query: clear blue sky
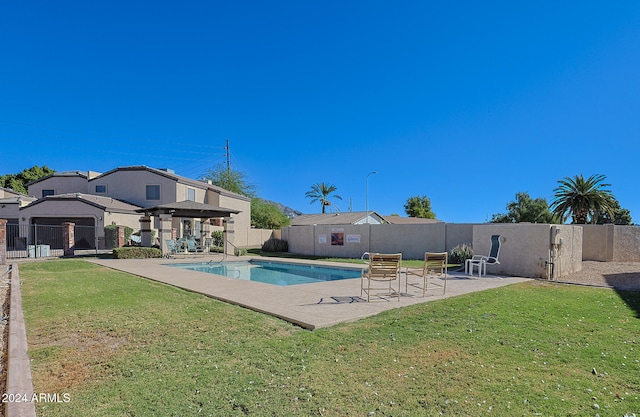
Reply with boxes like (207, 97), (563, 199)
(2, 1), (640, 223)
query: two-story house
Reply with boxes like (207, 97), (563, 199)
(9, 166), (250, 254)
(87, 166), (251, 244)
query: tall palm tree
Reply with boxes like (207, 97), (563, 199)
(550, 174), (616, 224)
(305, 182), (342, 214)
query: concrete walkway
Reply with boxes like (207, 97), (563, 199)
(88, 256), (530, 329)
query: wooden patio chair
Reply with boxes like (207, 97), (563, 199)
(405, 252), (448, 296)
(361, 253), (402, 301)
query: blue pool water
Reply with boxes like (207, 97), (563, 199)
(166, 260), (362, 286)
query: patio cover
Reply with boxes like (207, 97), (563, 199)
(136, 200), (240, 218)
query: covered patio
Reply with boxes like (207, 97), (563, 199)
(136, 200), (240, 257)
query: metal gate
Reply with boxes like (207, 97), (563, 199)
(6, 224), (64, 258)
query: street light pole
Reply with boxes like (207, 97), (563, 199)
(366, 171), (377, 224)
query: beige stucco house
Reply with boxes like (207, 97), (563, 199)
(0, 187), (36, 225)
(26, 170), (101, 198)
(87, 166), (251, 245)
(9, 165), (251, 252)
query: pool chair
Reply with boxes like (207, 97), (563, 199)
(361, 253), (402, 302)
(405, 252), (448, 297)
(164, 240), (180, 258)
(465, 235), (502, 277)
(186, 238), (204, 254)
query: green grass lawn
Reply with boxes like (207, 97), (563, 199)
(20, 259), (640, 416)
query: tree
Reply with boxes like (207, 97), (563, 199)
(0, 165), (55, 194)
(251, 198), (290, 229)
(404, 195), (436, 219)
(203, 164), (256, 198)
(305, 182), (342, 213)
(596, 199), (633, 225)
(550, 174), (616, 224)
(491, 192), (558, 223)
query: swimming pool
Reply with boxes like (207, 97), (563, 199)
(166, 260), (362, 286)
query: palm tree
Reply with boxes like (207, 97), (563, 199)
(549, 174), (616, 224)
(305, 182), (342, 214)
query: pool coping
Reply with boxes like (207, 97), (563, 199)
(88, 255), (530, 329)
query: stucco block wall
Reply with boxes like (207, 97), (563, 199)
(472, 224), (582, 278)
(244, 229), (276, 247)
(612, 226), (640, 261)
(581, 225), (613, 261)
(282, 226), (316, 256)
(581, 225), (640, 262)
(283, 223), (448, 260)
(284, 222), (583, 278)
(370, 223), (446, 259)
(445, 223), (475, 252)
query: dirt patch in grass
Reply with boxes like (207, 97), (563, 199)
(30, 331), (129, 393)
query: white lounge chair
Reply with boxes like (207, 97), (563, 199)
(465, 235), (502, 277)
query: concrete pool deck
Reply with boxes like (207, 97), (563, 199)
(88, 255), (531, 330)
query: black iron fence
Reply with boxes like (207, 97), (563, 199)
(5, 224), (103, 259)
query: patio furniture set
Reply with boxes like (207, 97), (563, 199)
(360, 235), (502, 302)
(165, 237), (212, 257)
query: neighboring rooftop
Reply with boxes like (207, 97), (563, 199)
(25, 170), (101, 186)
(290, 211), (385, 226)
(21, 193), (142, 213)
(381, 215), (442, 224)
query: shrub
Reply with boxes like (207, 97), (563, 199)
(448, 242), (473, 264)
(104, 225), (134, 249)
(234, 248), (248, 256)
(211, 230), (224, 247)
(113, 247), (162, 259)
(261, 238), (289, 253)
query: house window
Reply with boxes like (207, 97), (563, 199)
(187, 188), (196, 201)
(146, 185), (160, 200)
(42, 189), (55, 198)
(95, 185), (107, 193)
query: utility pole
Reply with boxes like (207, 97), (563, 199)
(225, 139), (231, 172)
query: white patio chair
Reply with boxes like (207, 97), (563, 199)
(465, 235), (502, 277)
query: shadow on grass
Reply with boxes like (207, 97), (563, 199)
(604, 272), (640, 318)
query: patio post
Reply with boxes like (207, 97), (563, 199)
(139, 216), (152, 247)
(224, 216), (235, 256)
(116, 225), (126, 248)
(62, 222), (75, 257)
(200, 218), (211, 252)
(158, 214), (173, 256)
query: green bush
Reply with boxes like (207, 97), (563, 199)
(261, 238), (289, 252)
(112, 247), (162, 259)
(211, 230), (224, 247)
(448, 242), (473, 264)
(234, 247), (248, 256)
(104, 225), (134, 249)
